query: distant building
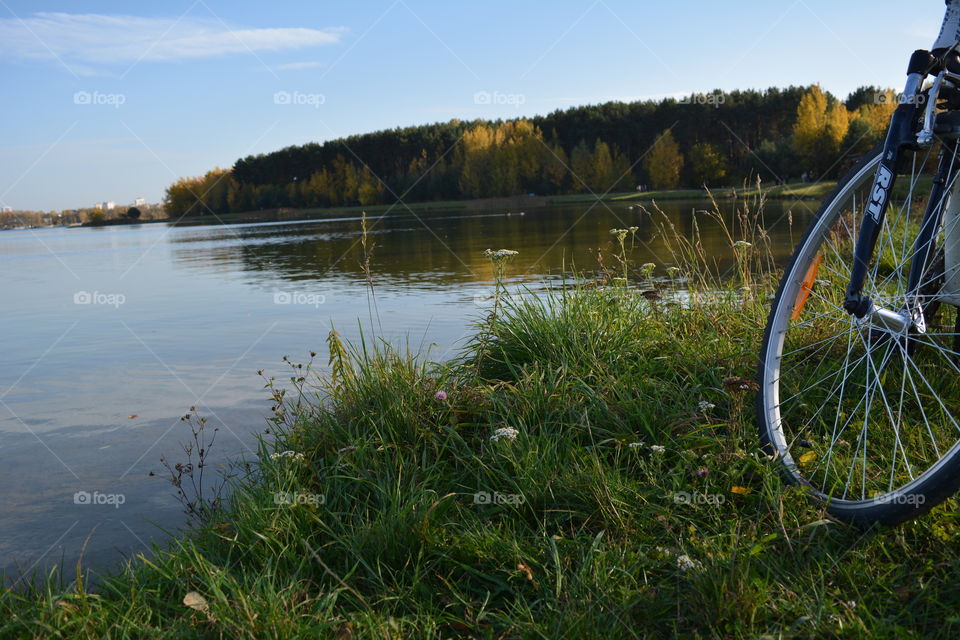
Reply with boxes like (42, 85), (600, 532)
(133, 198), (146, 207)
(1, 206), (12, 213)
(104, 201), (115, 211)
(94, 203), (103, 210)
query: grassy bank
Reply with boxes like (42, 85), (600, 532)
(166, 182), (832, 227)
(612, 181), (837, 203)
(167, 192), (639, 226)
(5, 203), (960, 639)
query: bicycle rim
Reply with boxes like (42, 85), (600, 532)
(759, 143), (960, 521)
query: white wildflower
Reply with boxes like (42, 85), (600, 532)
(490, 427), (519, 442)
(270, 450), (306, 462)
(676, 554), (699, 571)
(650, 445), (666, 454)
(483, 249), (519, 261)
(628, 442), (643, 449)
(697, 401), (715, 412)
(732, 241), (752, 250)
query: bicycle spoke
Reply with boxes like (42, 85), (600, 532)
(765, 143), (960, 510)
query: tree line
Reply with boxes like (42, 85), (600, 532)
(0, 204), (164, 229)
(164, 84), (897, 217)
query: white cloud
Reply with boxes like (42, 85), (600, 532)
(0, 12), (345, 70)
(271, 61), (326, 71)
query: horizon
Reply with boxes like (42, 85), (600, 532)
(1, 0), (946, 211)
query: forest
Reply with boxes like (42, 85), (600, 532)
(163, 84), (897, 218)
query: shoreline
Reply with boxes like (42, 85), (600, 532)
(5, 181), (836, 231)
(167, 181), (836, 226)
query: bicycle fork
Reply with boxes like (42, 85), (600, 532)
(842, 51), (958, 334)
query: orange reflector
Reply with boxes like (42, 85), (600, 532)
(791, 254), (822, 321)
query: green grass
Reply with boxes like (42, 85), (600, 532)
(612, 181), (838, 204)
(5, 199), (960, 638)
(170, 184), (825, 227)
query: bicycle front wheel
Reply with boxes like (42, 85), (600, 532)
(758, 143), (960, 525)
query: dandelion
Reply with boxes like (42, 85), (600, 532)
(270, 450), (306, 462)
(676, 554), (699, 572)
(435, 390), (448, 401)
(697, 401), (715, 412)
(490, 427), (519, 442)
(650, 445), (665, 454)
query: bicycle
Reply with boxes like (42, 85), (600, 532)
(757, 0), (960, 525)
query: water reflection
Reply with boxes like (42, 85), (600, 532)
(167, 200), (809, 288)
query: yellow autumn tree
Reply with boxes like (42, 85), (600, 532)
(357, 167), (383, 205)
(458, 124), (496, 198)
(859, 89), (897, 138)
(793, 85), (852, 174)
(590, 140), (615, 191)
(643, 130), (684, 190)
(457, 120), (545, 197)
(793, 85), (829, 163)
(164, 168), (232, 217)
(825, 101), (850, 151)
(688, 142), (727, 187)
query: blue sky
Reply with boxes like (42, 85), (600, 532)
(0, 0), (948, 211)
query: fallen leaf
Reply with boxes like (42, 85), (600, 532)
(731, 486), (753, 495)
(128, 414), (138, 419)
(517, 561), (534, 581)
(183, 591), (209, 613)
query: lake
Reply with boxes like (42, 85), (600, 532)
(0, 197), (811, 582)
